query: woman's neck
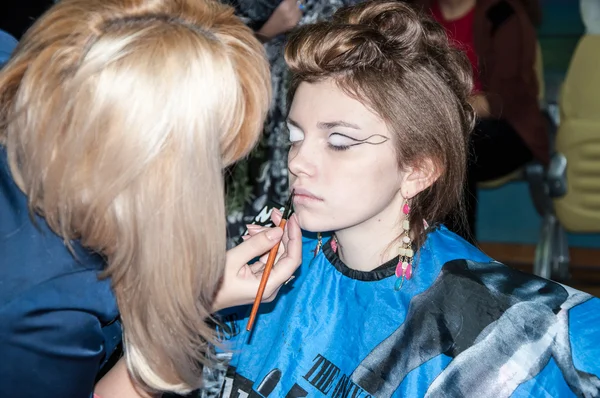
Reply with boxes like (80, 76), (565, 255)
(437, 0), (476, 20)
(333, 196), (405, 272)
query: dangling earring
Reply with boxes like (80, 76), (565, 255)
(394, 200), (414, 291)
(314, 232), (338, 257)
(314, 232), (323, 257)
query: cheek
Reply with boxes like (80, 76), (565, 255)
(292, 167), (362, 232)
(321, 162), (382, 217)
(327, 156), (400, 214)
(329, 174), (366, 205)
(292, 151), (401, 232)
(328, 158), (394, 200)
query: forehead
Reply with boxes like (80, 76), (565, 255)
(289, 79), (386, 129)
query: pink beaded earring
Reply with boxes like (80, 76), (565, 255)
(394, 200), (414, 291)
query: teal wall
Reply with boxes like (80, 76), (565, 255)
(478, 182), (600, 248)
(538, 0), (585, 75)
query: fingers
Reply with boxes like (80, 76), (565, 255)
(263, 214), (302, 295)
(246, 208), (282, 233)
(235, 210), (301, 303)
(271, 208), (291, 246)
(246, 224), (265, 236)
(290, 213), (301, 241)
(228, 227), (283, 267)
(249, 260), (265, 275)
(245, 228), (285, 265)
(255, 239), (285, 271)
(270, 208), (283, 225)
(219, 220), (296, 311)
(245, 213), (301, 283)
(246, 207), (289, 259)
(278, 211), (297, 258)
(262, 286), (281, 303)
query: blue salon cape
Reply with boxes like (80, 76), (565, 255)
(215, 228), (600, 398)
(0, 29), (17, 67)
(0, 148), (121, 398)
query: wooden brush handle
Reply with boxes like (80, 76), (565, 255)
(246, 219), (287, 332)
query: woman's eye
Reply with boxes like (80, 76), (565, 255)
(288, 126), (304, 143)
(328, 133), (354, 151)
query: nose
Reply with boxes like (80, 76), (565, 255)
(288, 140), (315, 180)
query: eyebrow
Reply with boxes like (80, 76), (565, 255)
(317, 120), (361, 130)
(286, 118), (361, 130)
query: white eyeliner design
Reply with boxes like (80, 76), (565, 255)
(288, 124), (304, 143)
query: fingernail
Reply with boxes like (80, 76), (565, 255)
(266, 228), (283, 241)
(246, 224), (260, 230)
(241, 235), (250, 241)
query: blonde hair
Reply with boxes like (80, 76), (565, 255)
(0, 0), (270, 393)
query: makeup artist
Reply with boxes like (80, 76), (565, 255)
(0, 0), (301, 397)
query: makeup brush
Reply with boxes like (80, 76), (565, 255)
(246, 190), (295, 332)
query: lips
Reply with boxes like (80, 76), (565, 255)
(292, 187), (323, 202)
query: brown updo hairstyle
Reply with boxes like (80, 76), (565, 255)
(285, 0), (475, 247)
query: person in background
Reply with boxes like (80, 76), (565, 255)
(412, 0), (546, 241)
(224, 0), (361, 246)
(0, 0), (301, 396)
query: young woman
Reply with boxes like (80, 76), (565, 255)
(0, 0), (302, 396)
(214, 1), (600, 397)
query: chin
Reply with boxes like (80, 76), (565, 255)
(295, 210), (330, 233)
(294, 209), (346, 234)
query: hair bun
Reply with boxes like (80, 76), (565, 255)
(287, 0), (474, 101)
(334, 1), (436, 61)
(342, 1), (473, 104)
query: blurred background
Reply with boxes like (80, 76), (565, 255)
(477, 0), (600, 296)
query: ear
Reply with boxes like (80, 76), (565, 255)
(400, 157), (441, 199)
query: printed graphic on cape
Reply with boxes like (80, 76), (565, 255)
(219, 358), (374, 397)
(217, 260), (600, 398)
(351, 260), (600, 397)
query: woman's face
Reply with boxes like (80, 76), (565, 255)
(287, 79), (406, 233)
